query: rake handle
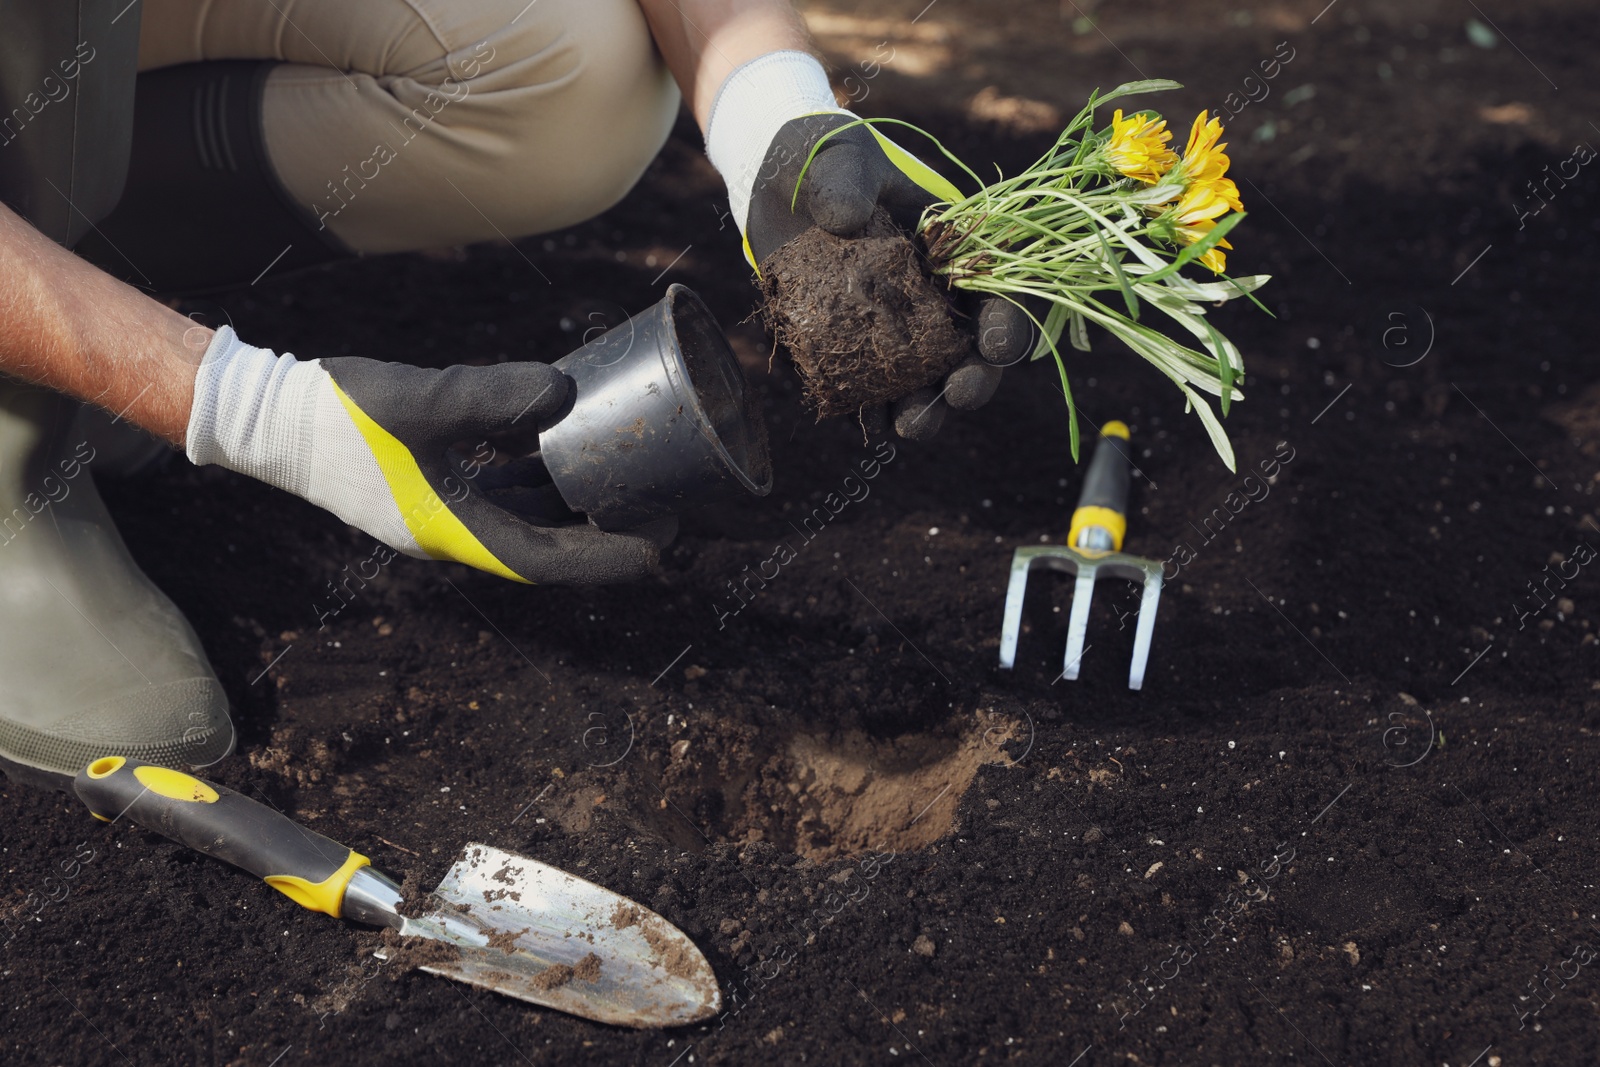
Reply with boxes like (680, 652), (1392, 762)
(1068, 421), (1133, 552)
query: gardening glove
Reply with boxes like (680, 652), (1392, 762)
(185, 327), (673, 585)
(705, 51), (1037, 441)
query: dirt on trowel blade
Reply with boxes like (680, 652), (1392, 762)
(639, 916), (700, 980)
(484, 926), (531, 953)
(376, 927), (463, 973)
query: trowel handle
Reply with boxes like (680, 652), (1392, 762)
(1067, 421), (1133, 552)
(74, 756), (371, 919)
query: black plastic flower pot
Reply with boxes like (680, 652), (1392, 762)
(537, 284), (772, 531)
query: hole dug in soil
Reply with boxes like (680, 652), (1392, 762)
(638, 708), (1024, 862)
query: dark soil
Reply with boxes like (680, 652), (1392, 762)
(6, 1), (1600, 1065)
(759, 208), (971, 417)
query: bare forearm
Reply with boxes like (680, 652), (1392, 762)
(0, 204), (206, 445)
(636, 0), (820, 133)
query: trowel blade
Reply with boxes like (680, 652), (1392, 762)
(400, 843), (720, 1028)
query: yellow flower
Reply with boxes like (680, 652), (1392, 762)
(1178, 110), (1243, 213)
(1104, 108), (1178, 185)
(1143, 111), (1248, 272)
(1168, 184), (1235, 273)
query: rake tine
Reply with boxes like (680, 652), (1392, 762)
(999, 553), (1033, 669)
(1128, 572), (1163, 690)
(1063, 565), (1097, 680)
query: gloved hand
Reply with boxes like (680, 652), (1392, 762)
(706, 52), (1036, 440)
(185, 327), (673, 584)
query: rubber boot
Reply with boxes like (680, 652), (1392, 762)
(0, 381), (235, 791)
(73, 61), (350, 296)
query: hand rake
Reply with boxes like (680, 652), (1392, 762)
(999, 422), (1163, 689)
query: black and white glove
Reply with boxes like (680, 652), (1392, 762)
(185, 328), (673, 584)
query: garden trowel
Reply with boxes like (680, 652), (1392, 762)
(999, 421), (1164, 689)
(74, 757), (720, 1028)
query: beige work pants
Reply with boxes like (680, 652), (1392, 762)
(138, 0), (681, 253)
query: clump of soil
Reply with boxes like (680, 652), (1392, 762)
(395, 867), (432, 919)
(572, 952), (603, 983)
(641, 921), (700, 980)
(758, 208), (970, 418)
(531, 963), (575, 991)
(484, 925), (531, 953)
(610, 902), (641, 930)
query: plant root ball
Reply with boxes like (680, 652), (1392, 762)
(757, 209), (972, 419)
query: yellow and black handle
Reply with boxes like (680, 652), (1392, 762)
(1066, 422), (1133, 553)
(73, 756), (371, 919)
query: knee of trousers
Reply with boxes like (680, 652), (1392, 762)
(271, 0), (682, 255)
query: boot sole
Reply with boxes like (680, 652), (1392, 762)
(0, 730), (237, 794)
(0, 686), (237, 794)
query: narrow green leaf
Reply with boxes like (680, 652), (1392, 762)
(1096, 229), (1140, 321)
(1144, 272), (1269, 303)
(1069, 308), (1091, 352)
(1093, 79), (1185, 108)
(1200, 316), (1235, 415)
(792, 117), (985, 213)
(1031, 302), (1071, 361)
(1175, 383), (1236, 471)
(1027, 304), (1081, 461)
(1051, 345), (1081, 462)
(1220, 272), (1277, 316)
(1137, 211), (1248, 285)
